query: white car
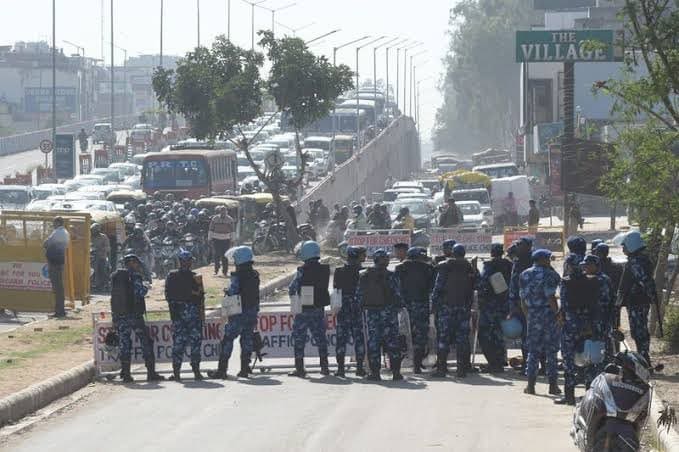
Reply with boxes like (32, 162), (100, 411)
(392, 181), (424, 192)
(455, 200), (490, 232)
(109, 162), (140, 177)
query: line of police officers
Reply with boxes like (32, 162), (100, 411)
(108, 230), (657, 397)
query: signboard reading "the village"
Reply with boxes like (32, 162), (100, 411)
(516, 30), (623, 63)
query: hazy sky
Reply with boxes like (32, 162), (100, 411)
(1, 0), (455, 141)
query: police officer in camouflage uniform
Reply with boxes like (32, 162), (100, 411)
(395, 247), (434, 374)
(357, 249), (404, 381)
(477, 244), (513, 373)
(288, 241), (330, 378)
(594, 243), (624, 351)
(519, 249), (561, 396)
(563, 235), (587, 277)
(434, 239), (456, 264)
(110, 254), (164, 383)
(165, 250), (205, 381)
(333, 246), (367, 377)
(209, 246), (260, 380)
(617, 231), (656, 366)
(431, 244), (477, 378)
(507, 237), (533, 368)
(554, 254), (611, 405)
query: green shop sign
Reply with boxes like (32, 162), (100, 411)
(516, 30), (623, 63)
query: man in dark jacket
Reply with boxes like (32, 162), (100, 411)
(110, 254), (164, 383)
(438, 198), (463, 227)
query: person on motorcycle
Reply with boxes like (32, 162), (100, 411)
(124, 225), (152, 272)
(350, 205), (369, 230)
(208, 206), (234, 276)
(181, 198), (191, 210)
(438, 198), (463, 227)
(135, 205), (147, 225)
(367, 203), (387, 229)
(165, 221), (182, 242)
(165, 250), (205, 381)
(148, 215), (166, 239)
(288, 241), (331, 377)
(240, 182), (255, 195)
(152, 191), (162, 202)
(77, 128), (88, 152)
(90, 223), (111, 292)
(333, 245), (367, 377)
(316, 200), (330, 231)
(394, 207), (415, 231)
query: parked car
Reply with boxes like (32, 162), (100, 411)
(455, 200), (490, 232)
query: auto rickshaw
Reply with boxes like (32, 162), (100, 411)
(107, 190), (148, 210)
(195, 196), (242, 244)
(237, 193), (292, 243)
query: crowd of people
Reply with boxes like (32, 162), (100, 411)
(102, 223), (657, 397)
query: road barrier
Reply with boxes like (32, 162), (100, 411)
(428, 228), (493, 256)
(503, 226), (565, 253)
(0, 211), (91, 312)
(344, 229), (412, 256)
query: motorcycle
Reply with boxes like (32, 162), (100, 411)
(181, 233), (204, 265)
(157, 237), (179, 279)
(252, 220), (289, 255)
(571, 337), (659, 452)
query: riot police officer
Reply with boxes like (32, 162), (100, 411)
(434, 239), (456, 264)
(507, 237), (533, 368)
(393, 242), (409, 262)
(209, 246), (260, 380)
(288, 241), (330, 377)
(431, 244), (477, 378)
(477, 244), (513, 373)
(519, 249), (561, 396)
(564, 235), (587, 277)
(357, 249), (404, 381)
(333, 246), (367, 377)
(110, 254), (164, 383)
(395, 247), (434, 374)
(594, 243), (624, 348)
(165, 250), (205, 381)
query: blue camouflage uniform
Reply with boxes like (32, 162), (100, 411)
(394, 258), (434, 357)
(508, 251), (532, 361)
(165, 269), (204, 368)
(220, 265), (260, 363)
(618, 252), (656, 362)
(114, 270), (155, 363)
(519, 264), (561, 380)
(594, 271), (614, 367)
(289, 260), (330, 360)
(478, 257), (513, 369)
(356, 267), (403, 371)
(333, 263), (366, 360)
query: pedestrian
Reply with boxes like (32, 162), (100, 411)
(288, 241), (330, 377)
(208, 206), (235, 276)
(431, 244), (477, 378)
(393, 242), (409, 262)
(477, 244), (513, 373)
(563, 235), (587, 277)
(90, 223), (111, 292)
(519, 249), (561, 396)
(44, 216), (70, 318)
(395, 247), (434, 374)
(357, 249), (404, 381)
(209, 246), (260, 380)
(165, 250), (205, 381)
(438, 198), (463, 227)
(617, 231), (656, 367)
(507, 237), (533, 368)
(528, 199), (540, 228)
(333, 246), (367, 377)
(110, 254), (164, 383)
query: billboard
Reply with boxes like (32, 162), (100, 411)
(24, 87), (77, 113)
(516, 30), (623, 63)
(54, 134), (75, 179)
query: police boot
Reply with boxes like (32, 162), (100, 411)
(524, 377), (536, 395)
(367, 365), (381, 381)
(320, 355), (330, 376)
(355, 359), (366, 377)
(456, 349), (469, 378)
(120, 361), (134, 383)
(554, 386), (575, 405)
(146, 359), (165, 382)
(288, 358), (306, 378)
(169, 363), (182, 382)
(391, 358), (404, 381)
(548, 378), (561, 395)
(335, 354), (346, 377)
(191, 363), (204, 380)
(237, 357), (250, 378)
(207, 357), (228, 380)
(431, 352), (448, 378)
(413, 351), (423, 375)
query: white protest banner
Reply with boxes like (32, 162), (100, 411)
(0, 262), (52, 291)
(346, 230), (411, 256)
(429, 228), (492, 255)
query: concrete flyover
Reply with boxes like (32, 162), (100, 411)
(298, 116), (420, 214)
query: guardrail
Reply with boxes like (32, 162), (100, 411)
(0, 115), (137, 157)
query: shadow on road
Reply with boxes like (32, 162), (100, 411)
(237, 376), (283, 386)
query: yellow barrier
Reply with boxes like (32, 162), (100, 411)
(0, 211), (91, 312)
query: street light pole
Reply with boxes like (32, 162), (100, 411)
(160, 0), (164, 66)
(227, 0), (231, 40)
(305, 29), (340, 45)
(386, 38), (407, 119)
(409, 50), (427, 117)
(373, 37), (399, 126)
(110, 0), (115, 151)
(258, 3), (296, 36)
(275, 21), (315, 37)
(243, 0), (268, 50)
(403, 42), (423, 117)
(356, 36), (385, 146)
(51, 0), (56, 170)
(197, 0), (201, 47)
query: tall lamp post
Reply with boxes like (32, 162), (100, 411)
(395, 40), (414, 115)
(403, 42), (423, 117)
(275, 21), (315, 37)
(197, 0), (201, 47)
(51, 0), (56, 170)
(356, 36), (385, 146)
(242, 0), (268, 50)
(63, 40), (86, 121)
(372, 38), (399, 126)
(110, 0), (115, 152)
(305, 29), (340, 45)
(409, 50), (427, 117)
(159, 0), (164, 66)
(386, 38), (407, 119)
(258, 2), (296, 36)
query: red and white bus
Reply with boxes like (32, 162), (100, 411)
(141, 149), (238, 198)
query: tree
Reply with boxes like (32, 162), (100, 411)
(595, 0), (679, 335)
(433, 0), (539, 155)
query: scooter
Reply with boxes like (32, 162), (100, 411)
(571, 335), (659, 452)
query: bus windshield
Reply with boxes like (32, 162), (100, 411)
(143, 159), (208, 189)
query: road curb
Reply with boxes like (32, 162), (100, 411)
(651, 391), (679, 452)
(0, 360), (95, 427)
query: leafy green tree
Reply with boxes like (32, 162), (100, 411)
(596, 0), (679, 334)
(434, 0), (538, 155)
